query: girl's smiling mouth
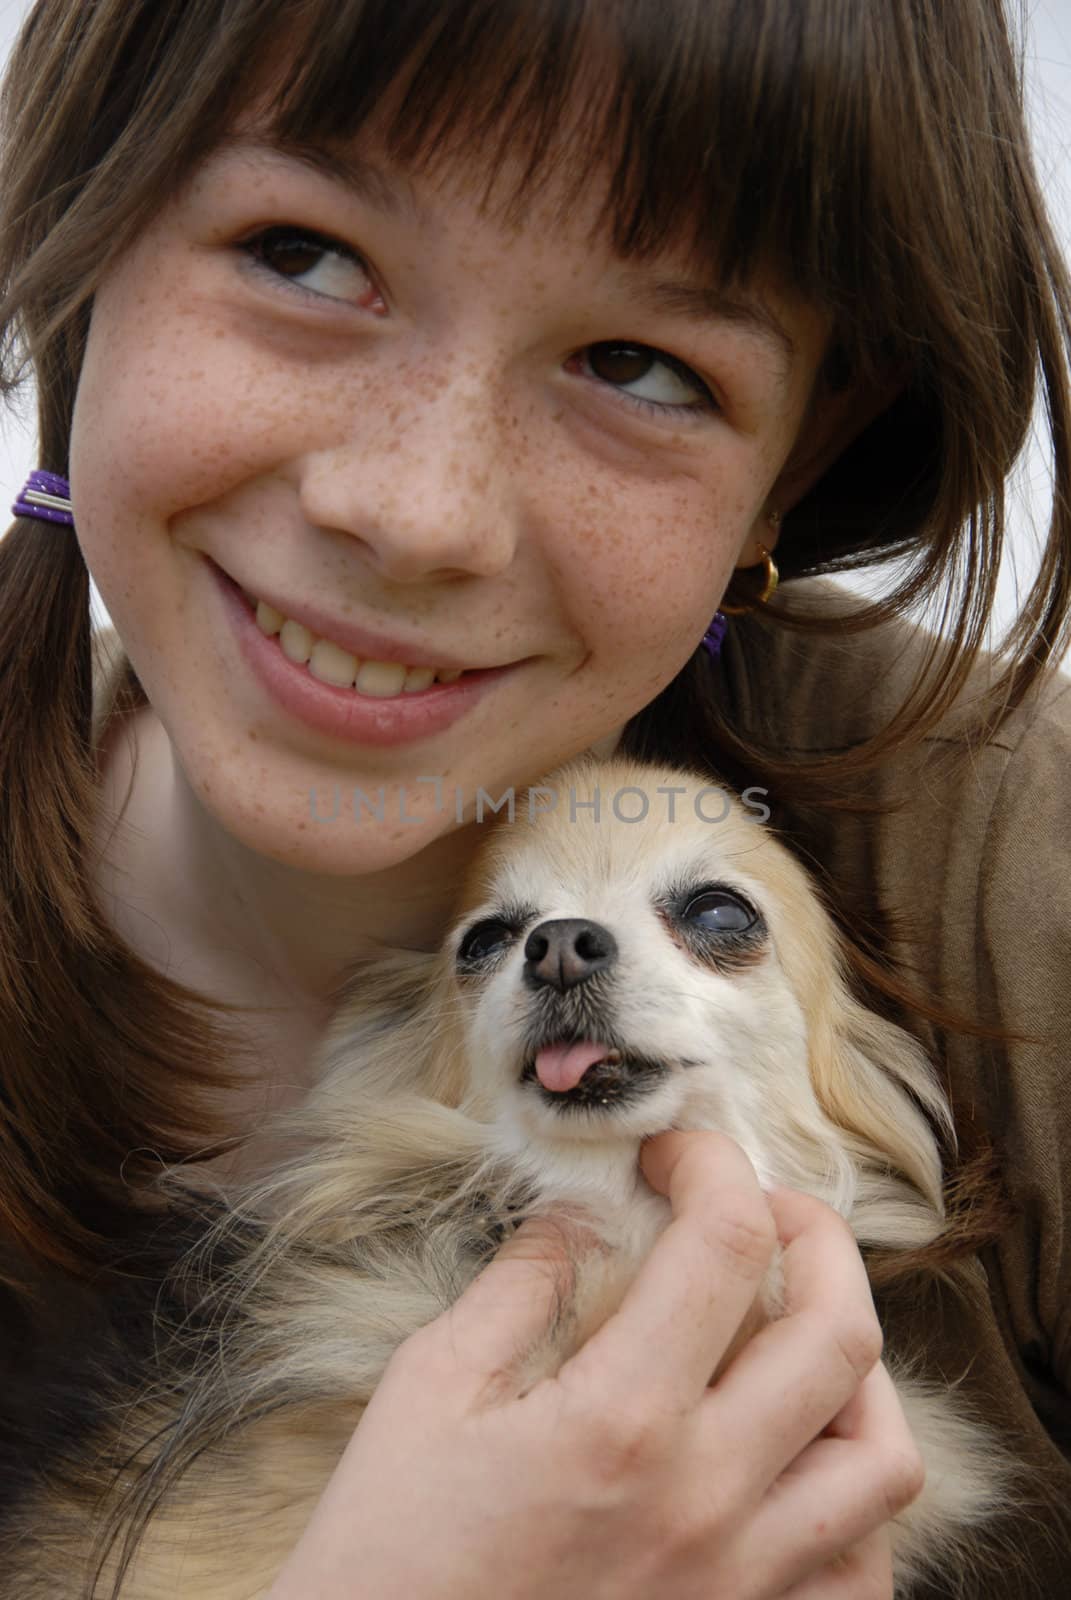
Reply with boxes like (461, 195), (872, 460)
(224, 561), (485, 675)
(209, 558), (521, 748)
(251, 599), (467, 695)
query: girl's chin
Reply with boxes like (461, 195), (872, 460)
(219, 800), (469, 877)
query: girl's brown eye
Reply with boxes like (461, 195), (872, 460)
(240, 225), (379, 308)
(589, 346), (657, 385)
(580, 341), (715, 412)
(257, 230), (333, 277)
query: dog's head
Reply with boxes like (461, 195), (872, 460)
(441, 756), (948, 1226)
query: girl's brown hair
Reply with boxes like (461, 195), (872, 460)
(0, 0), (1067, 1279)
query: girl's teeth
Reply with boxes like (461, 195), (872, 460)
(402, 666), (436, 693)
(355, 660), (408, 698)
(256, 600), (284, 635)
(252, 596), (463, 695)
(309, 637), (360, 689)
(279, 619), (315, 666)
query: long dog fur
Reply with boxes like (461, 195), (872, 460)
(5, 757), (1018, 1598)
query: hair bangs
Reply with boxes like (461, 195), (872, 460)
(250, 0), (900, 349)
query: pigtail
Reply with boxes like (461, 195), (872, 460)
(0, 514), (261, 1285)
(0, 0), (284, 1286)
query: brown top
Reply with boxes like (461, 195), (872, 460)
(89, 582), (1071, 1594)
(718, 585), (1071, 1595)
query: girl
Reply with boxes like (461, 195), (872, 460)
(0, 1), (1068, 1597)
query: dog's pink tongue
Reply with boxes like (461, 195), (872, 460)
(535, 1041), (610, 1093)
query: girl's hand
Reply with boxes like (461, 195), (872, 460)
(267, 1130), (923, 1599)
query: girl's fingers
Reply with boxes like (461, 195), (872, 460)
(779, 1525), (895, 1600)
(396, 1213), (592, 1410)
(734, 1362), (923, 1590)
(700, 1187), (886, 1489)
(558, 1130), (776, 1413)
(767, 1185), (880, 1341)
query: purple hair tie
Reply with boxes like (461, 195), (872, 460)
(13, 469), (74, 527)
(700, 611), (727, 658)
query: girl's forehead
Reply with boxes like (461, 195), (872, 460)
(228, 73), (634, 242)
(222, 108), (646, 257)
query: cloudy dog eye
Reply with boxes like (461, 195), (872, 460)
(457, 918), (517, 965)
(682, 889), (758, 934)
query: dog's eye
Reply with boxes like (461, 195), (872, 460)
(457, 918), (516, 965)
(682, 889), (757, 934)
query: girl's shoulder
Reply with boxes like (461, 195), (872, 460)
(722, 575), (1071, 914)
(733, 581), (1071, 1577)
(723, 580), (1071, 1051)
(722, 573), (1071, 767)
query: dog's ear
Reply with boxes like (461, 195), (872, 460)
(754, 841), (952, 1248)
(807, 972), (952, 1250)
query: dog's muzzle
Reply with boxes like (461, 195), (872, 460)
(518, 918), (668, 1109)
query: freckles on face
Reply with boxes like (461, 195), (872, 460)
(528, 430), (762, 718)
(69, 242), (241, 631)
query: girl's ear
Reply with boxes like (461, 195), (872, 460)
(770, 364), (908, 522)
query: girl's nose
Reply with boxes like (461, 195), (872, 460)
(295, 368), (521, 583)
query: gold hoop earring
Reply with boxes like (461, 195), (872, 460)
(754, 542), (779, 603)
(719, 541), (780, 616)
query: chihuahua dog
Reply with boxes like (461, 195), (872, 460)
(8, 758), (1011, 1598)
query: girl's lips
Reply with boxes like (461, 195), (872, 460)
(209, 559), (516, 749)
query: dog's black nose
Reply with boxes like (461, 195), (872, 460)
(523, 919), (618, 992)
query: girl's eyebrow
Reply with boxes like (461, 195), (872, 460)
(213, 132), (795, 378)
(631, 281), (796, 382)
(214, 131), (428, 223)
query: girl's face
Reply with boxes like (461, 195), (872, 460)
(70, 121), (836, 878)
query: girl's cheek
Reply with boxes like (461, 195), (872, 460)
(74, 346), (285, 522)
(539, 464), (742, 646)
(70, 235), (295, 518)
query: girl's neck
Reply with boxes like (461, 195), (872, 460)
(89, 697), (479, 1029)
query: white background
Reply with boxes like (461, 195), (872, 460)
(0, 0), (1068, 647)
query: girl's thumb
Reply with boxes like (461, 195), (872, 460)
(425, 1213), (587, 1408)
